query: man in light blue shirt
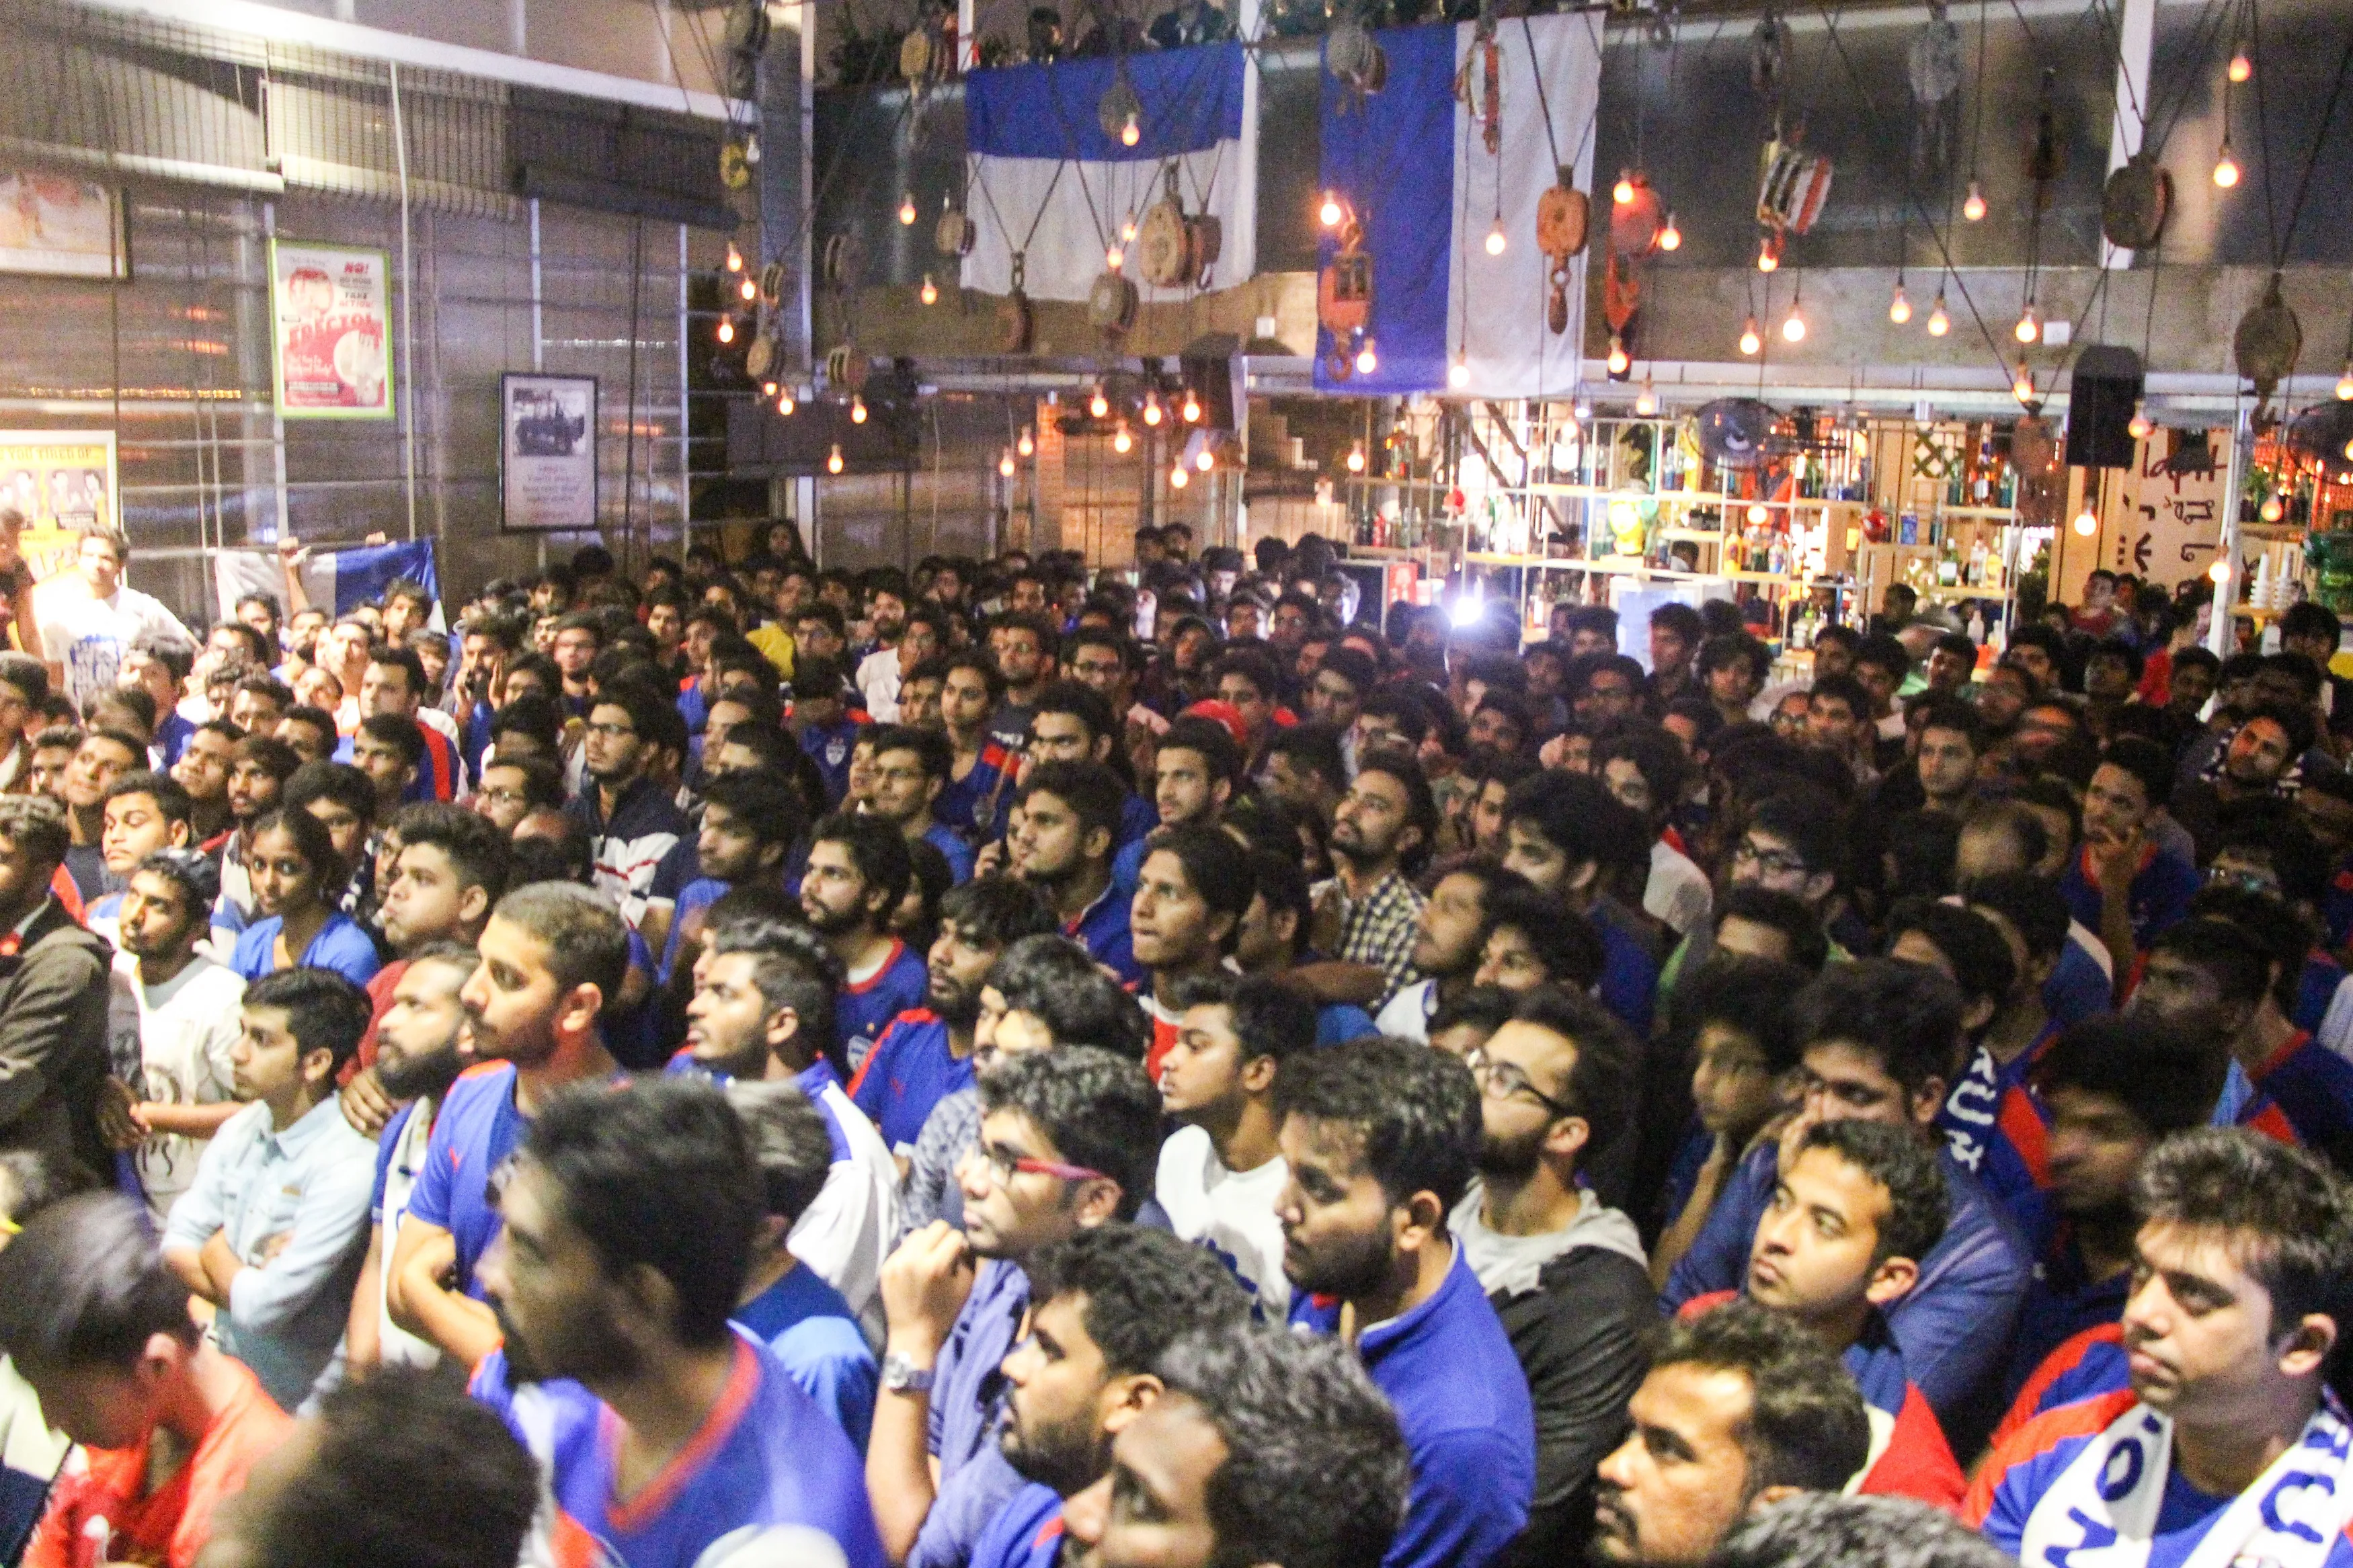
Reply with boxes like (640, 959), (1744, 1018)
(161, 964), (377, 1411)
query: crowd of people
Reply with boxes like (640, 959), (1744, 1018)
(0, 516), (2351, 1568)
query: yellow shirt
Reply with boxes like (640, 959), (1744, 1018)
(748, 622), (795, 682)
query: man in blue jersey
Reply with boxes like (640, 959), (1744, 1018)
(969, 1227), (1252, 1568)
(474, 1077), (886, 1568)
(1008, 761), (1142, 986)
(679, 915), (898, 1331)
(1276, 1037), (1536, 1568)
(1663, 958), (2032, 1418)
(388, 881), (628, 1369)
(868, 1048), (1162, 1568)
(1968, 1130), (2353, 1568)
(850, 876), (1058, 1161)
(729, 1079), (881, 1450)
(804, 813), (930, 1067)
(1058, 1328), (1410, 1568)
(867, 725), (977, 885)
(656, 768), (803, 987)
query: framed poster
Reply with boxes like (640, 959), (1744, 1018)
(500, 373), (598, 532)
(0, 173), (126, 278)
(269, 239), (393, 419)
(0, 431), (118, 567)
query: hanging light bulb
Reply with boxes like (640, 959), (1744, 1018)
(1088, 385), (1110, 419)
(1017, 426), (1035, 458)
(762, 380), (779, 397)
(1658, 213), (1683, 251)
(777, 388), (796, 415)
(1757, 237), (1779, 273)
(1142, 394), (1162, 426)
(848, 395), (869, 424)
(1484, 220), (1507, 257)
(2015, 302), (2041, 343)
(1782, 300), (1806, 343)
(1573, 390), (1594, 422)
(1195, 447), (1215, 472)
(1607, 335), (1630, 376)
(2344, 436), (2353, 461)
(1000, 448), (1017, 479)
(2210, 559), (2232, 585)
(1120, 112), (1140, 147)
(1318, 192), (1343, 228)
(2214, 142), (2241, 188)
(1889, 283), (1913, 325)
(1635, 377), (1659, 417)
(827, 443), (844, 474)
(920, 274), (939, 306)
(2072, 503), (2099, 536)
(898, 192), (918, 225)
(2229, 49), (2252, 83)
(1113, 423), (1133, 454)
(716, 317), (736, 344)
(2128, 401), (2153, 440)
(1346, 442), (1366, 473)
(725, 242), (744, 272)
(2337, 364), (2353, 401)
(2261, 492), (2285, 523)
(1739, 317), (1763, 356)
(1747, 502), (1770, 525)
(1170, 462), (1189, 489)
(1963, 181), (1987, 221)
(2013, 364), (2037, 405)
(1121, 212), (1138, 243)
(1613, 170), (1636, 205)
(1926, 292), (1951, 337)
(739, 275), (758, 302)
(1355, 339), (1378, 375)
(1106, 243), (1125, 270)
(1181, 390), (1201, 423)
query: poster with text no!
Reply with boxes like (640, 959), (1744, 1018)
(270, 239), (393, 420)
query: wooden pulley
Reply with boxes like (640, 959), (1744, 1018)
(822, 232), (865, 290)
(1136, 196), (1191, 288)
(2235, 275), (2303, 418)
(1547, 263), (1570, 335)
(745, 331), (776, 380)
(1536, 168), (1589, 259)
(1187, 214), (1222, 284)
(758, 261), (788, 307)
(2101, 153), (2171, 251)
(1326, 19), (1387, 99)
(1088, 270), (1139, 333)
(936, 207), (977, 257)
(826, 343), (871, 393)
(719, 140), (752, 190)
(1757, 139), (1832, 235)
(996, 253), (1035, 353)
(900, 28), (936, 82)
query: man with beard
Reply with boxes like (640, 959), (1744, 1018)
(1451, 987), (1653, 1567)
(1008, 761), (1142, 984)
(1989, 1018), (2222, 1435)
(565, 680), (691, 932)
(987, 613), (1059, 755)
(805, 812), (930, 1067)
(850, 877), (1058, 1161)
(1128, 824), (1254, 1077)
(96, 848), (244, 1225)
(387, 882), (627, 1368)
(1155, 972), (1316, 1318)
(343, 943), (476, 1374)
(657, 768), (805, 987)
(675, 916), (898, 1333)
(870, 1048), (1160, 1568)
(211, 733), (301, 932)
(2061, 740), (2200, 984)
(1149, 716), (1242, 837)
(1968, 1131), (2353, 1568)
(1317, 751), (1438, 1011)
(1589, 1303), (1870, 1568)
(473, 1078), (886, 1568)
(1278, 1037), (1536, 1568)
(969, 1227), (1253, 1568)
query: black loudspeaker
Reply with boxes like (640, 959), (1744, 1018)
(1180, 354), (1240, 433)
(2065, 345), (2145, 469)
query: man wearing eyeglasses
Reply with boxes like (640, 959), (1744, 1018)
(863, 724), (975, 886)
(564, 680), (692, 931)
(1450, 987), (1652, 1568)
(867, 1048), (1161, 1568)
(1661, 959), (2031, 1421)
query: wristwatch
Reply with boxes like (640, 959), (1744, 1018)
(881, 1354), (937, 1395)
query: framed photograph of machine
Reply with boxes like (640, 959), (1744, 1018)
(500, 372), (599, 532)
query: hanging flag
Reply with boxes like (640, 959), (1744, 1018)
(1316, 13), (1602, 398)
(963, 41), (1254, 305)
(212, 538), (441, 625)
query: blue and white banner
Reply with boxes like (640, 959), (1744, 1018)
(963, 41), (1256, 304)
(212, 538), (440, 624)
(1316, 13), (1601, 398)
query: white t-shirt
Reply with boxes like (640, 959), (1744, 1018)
(1644, 839), (1714, 938)
(374, 1095), (444, 1370)
(1375, 979), (1439, 1044)
(856, 647), (904, 723)
(120, 952), (247, 1221)
(793, 1073), (904, 1344)
(37, 583), (194, 714)
(1155, 1124), (1291, 1319)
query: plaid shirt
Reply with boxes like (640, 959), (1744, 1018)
(1327, 868), (1426, 1007)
